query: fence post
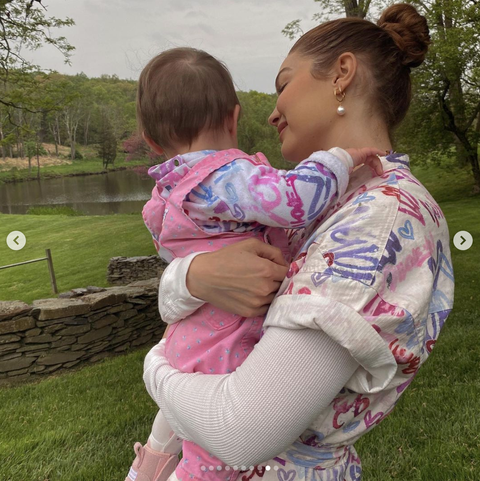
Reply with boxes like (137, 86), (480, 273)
(45, 249), (58, 294)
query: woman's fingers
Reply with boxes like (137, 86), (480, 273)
(248, 239), (290, 268)
(232, 291), (279, 317)
(186, 239), (289, 316)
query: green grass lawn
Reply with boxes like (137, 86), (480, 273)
(0, 163), (479, 480)
(0, 214), (156, 304)
(0, 347), (156, 481)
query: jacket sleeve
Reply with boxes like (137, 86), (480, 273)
(184, 149), (351, 230)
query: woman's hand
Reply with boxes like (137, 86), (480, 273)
(186, 239), (289, 317)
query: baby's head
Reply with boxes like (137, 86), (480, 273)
(137, 47), (240, 157)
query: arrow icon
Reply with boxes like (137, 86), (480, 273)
(6, 231), (26, 250)
(454, 231), (473, 251)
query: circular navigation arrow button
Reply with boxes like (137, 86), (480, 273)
(453, 231), (473, 251)
(6, 231), (27, 251)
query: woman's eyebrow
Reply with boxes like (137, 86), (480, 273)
(275, 67), (292, 93)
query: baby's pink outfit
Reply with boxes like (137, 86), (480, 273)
(142, 148), (349, 481)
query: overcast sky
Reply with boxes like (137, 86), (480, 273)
(24, 0), (329, 94)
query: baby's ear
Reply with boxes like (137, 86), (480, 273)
(227, 104), (242, 136)
(142, 132), (164, 155)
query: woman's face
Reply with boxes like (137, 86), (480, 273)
(268, 52), (338, 163)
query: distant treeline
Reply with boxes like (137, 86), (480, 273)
(1, 70), (476, 175)
(0, 72), (292, 169)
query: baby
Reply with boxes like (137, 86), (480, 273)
(125, 47), (382, 481)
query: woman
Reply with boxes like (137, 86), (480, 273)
(143, 4), (454, 480)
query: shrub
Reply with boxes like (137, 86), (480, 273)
(26, 206), (84, 216)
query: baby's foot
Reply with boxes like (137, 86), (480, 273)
(125, 441), (179, 481)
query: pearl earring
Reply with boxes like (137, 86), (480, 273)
(334, 87), (346, 116)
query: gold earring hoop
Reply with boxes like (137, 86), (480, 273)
(334, 87), (346, 116)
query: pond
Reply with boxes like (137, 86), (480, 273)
(0, 169), (156, 215)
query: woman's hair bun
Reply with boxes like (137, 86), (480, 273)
(377, 3), (430, 68)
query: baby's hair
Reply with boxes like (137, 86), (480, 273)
(291, 3), (430, 131)
(137, 47), (240, 152)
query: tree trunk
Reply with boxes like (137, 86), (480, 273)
(468, 152), (480, 193)
(49, 120), (59, 157)
(343, 0), (368, 18)
(71, 122), (79, 160)
(449, 77), (468, 166)
(0, 125), (5, 161)
(84, 113), (90, 146)
(56, 115), (62, 146)
(454, 138), (468, 167)
(39, 110), (48, 143)
(344, 0), (359, 17)
(475, 111), (480, 193)
(36, 143), (41, 180)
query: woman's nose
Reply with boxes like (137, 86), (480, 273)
(268, 107), (280, 126)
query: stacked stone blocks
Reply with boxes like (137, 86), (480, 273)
(107, 256), (167, 285)
(0, 278), (165, 384)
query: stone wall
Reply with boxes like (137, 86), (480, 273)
(107, 256), (167, 286)
(0, 278), (165, 385)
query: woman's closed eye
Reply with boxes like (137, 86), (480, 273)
(278, 83), (287, 94)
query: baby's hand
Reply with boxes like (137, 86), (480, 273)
(346, 148), (384, 176)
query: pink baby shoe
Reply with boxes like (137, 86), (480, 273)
(125, 442), (179, 481)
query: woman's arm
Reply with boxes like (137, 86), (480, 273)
(144, 326), (359, 468)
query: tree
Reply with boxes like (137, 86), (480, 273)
(123, 133), (162, 163)
(399, 0), (480, 191)
(0, 0), (74, 113)
(237, 91), (289, 170)
(25, 137), (46, 178)
(283, 0), (384, 39)
(97, 110), (117, 169)
(283, 0), (480, 192)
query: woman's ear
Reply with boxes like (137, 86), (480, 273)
(142, 132), (164, 155)
(331, 52), (358, 92)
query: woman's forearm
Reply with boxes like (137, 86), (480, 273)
(144, 326), (358, 467)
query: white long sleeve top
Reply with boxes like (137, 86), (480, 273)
(144, 314), (359, 467)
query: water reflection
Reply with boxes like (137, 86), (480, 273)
(0, 169), (156, 215)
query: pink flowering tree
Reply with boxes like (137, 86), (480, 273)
(123, 133), (163, 176)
